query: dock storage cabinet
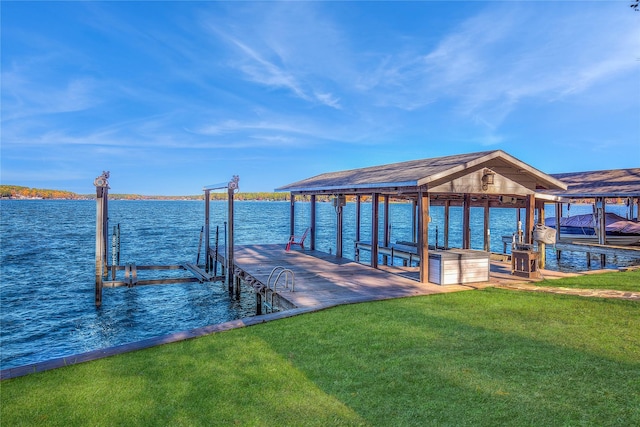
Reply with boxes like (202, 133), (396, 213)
(428, 249), (490, 285)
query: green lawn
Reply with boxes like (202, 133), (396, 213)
(2, 288), (639, 426)
(537, 268), (640, 292)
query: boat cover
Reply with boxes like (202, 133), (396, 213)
(545, 213), (640, 235)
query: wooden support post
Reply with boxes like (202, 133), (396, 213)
(536, 199), (546, 269)
(102, 186), (108, 273)
(95, 188), (105, 307)
(94, 172), (109, 308)
(525, 195), (535, 244)
(483, 199), (490, 252)
(516, 207), (522, 244)
(214, 226), (220, 276)
(371, 193), (379, 268)
(256, 292), (262, 315)
(383, 195), (390, 265)
(355, 195), (361, 261)
(555, 203), (562, 261)
(289, 194), (296, 239)
(463, 194), (471, 249)
(596, 197), (606, 266)
(412, 199), (418, 243)
(310, 195), (316, 251)
(226, 176), (238, 292)
(235, 275), (241, 300)
(336, 198), (344, 258)
(204, 189), (211, 271)
(444, 200), (450, 249)
(418, 189), (429, 283)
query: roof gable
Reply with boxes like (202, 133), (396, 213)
(276, 150), (566, 194)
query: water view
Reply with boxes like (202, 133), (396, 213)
(1, 199), (637, 370)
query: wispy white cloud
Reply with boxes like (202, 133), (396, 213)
(2, 63), (101, 121)
(353, 3), (639, 131)
(226, 36), (310, 101)
(200, 3), (344, 110)
(427, 4), (639, 126)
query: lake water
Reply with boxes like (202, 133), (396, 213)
(1, 199), (638, 370)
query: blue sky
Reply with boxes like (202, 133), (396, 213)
(2, 1), (639, 195)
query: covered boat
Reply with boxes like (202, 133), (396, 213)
(545, 213), (640, 245)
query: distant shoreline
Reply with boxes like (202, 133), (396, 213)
(0, 185), (631, 205)
(0, 184), (290, 201)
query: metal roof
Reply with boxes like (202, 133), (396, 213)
(543, 168), (640, 198)
(276, 150), (567, 194)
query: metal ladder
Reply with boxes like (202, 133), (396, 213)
(262, 266), (295, 313)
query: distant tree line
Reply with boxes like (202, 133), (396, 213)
(0, 185), (326, 202)
(0, 185), (83, 199)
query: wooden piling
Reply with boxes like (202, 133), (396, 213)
(94, 171), (109, 308)
(204, 189), (211, 271)
(289, 194), (295, 238)
(310, 195), (316, 251)
(336, 196), (344, 258)
(226, 177), (238, 293)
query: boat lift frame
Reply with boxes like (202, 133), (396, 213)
(94, 172), (239, 307)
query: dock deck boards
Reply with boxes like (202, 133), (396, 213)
(231, 244), (471, 307)
(228, 244), (573, 309)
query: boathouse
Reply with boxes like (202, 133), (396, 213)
(276, 150), (567, 284)
(546, 168), (640, 224)
(539, 168), (640, 266)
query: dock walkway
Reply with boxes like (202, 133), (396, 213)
(229, 244), (471, 308)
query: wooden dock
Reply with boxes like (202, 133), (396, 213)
(223, 244), (576, 311)
(227, 244), (471, 309)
